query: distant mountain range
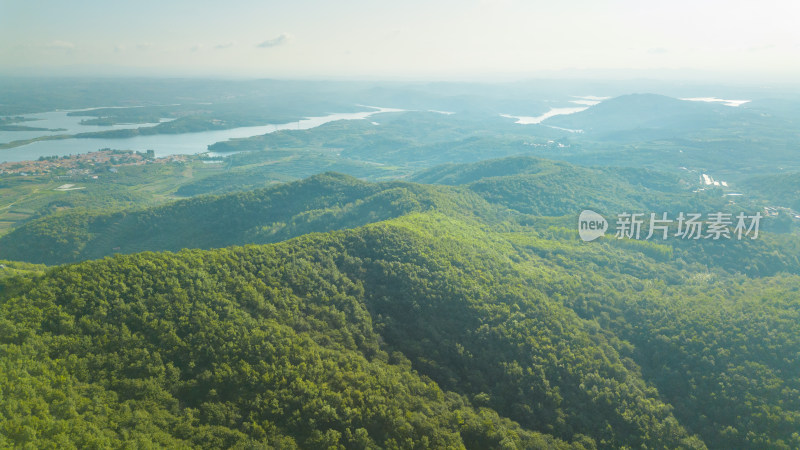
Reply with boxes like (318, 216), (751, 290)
(544, 94), (735, 135)
(0, 156), (719, 265)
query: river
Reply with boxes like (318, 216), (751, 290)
(0, 106), (401, 163)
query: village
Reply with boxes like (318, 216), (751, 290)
(0, 148), (189, 176)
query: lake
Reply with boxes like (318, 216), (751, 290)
(0, 108), (170, 145)
(499, 95), (609, 125)
(0, 107), (401, 163)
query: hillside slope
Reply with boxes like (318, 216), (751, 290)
(4, 155), (796, 277)
(1, 213), (706, 449)
(3, 213), (800, 448)
(411, 155), (721, 216)
(741, 171), (800, 210)
(0, 172), (510, 265)
(543, 94), (739, 135)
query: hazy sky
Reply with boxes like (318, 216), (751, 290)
(1, 0), (799, 81)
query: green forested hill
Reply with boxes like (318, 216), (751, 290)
(411, 156), (712, 217)
(3, 76), (800, 450)
(410, 156), (685, 192)
(0, 215), (685, 448)
(3, 156), (797, 277)
(0, 156), (713, 266)
(0, 172), (511, 265)
(3, 213), (799, 448)
(0, 260), (45, 279)
(542, 94), (766, 137)
(741, 172), (800, 210)
(2, 156), (800, 448)
(205, 111), (567, 168)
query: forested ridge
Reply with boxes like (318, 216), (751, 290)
(2, 211), (800, 448)
(0, 156), (723, 266)
(741, 171), (800, 210)
(2, 154), (800, 448)
(2, 156), (797, 277)
(0, 172), (510, 266)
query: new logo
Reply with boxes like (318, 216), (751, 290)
(578, 210), (608, 242)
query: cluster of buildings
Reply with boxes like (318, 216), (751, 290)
(763, 205), (800, 220)
(0, 149), (187, 176)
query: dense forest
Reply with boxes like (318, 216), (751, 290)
(741, 172), (800, 210)
(3, 156), (798, 278)
(2, 78), (800, 448)
(1, 156), (799, 447)
(2, 210), (799, 448)
(0, 156), (722, 265)
(0, 172), (511, 265)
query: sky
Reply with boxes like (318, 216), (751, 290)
(1, 0), (799, 81)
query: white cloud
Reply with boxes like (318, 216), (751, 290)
(256, 33), (292, 48)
